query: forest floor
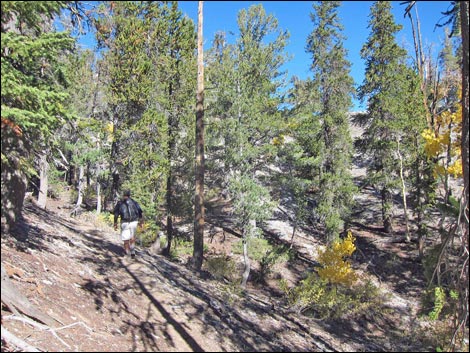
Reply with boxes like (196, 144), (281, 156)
(2, 121), (457, 352)
(1, 184), (446, 352)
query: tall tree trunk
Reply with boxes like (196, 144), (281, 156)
(108, 119), (120, 208)
(396, 140), (410, 241)
(241, 236), (250, 288)
(164, 169), (173, 256)
(163, 74), (176, 255)
(96, 180), (101, 215)
(37, 153), (48, 209)
(408, 8), (432, 130)
(192, 0), (205, 271)
(67, 150), (74, 186)
(72, 165), (85, 215)
(444, 120), (454, 204)
(416, 157), (426, 259)
(241, 220), (256, 289)
(460, 1), (469, 230)
(1, 124), (29, 233)
(381, 186), (393, 234)
(86, 162), (91, 187)
(458, 0), (469, 344)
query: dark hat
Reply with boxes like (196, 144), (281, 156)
(123, 189), (131, 197)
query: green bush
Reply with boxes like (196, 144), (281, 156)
(429, 286), (446, 321)
(206, 256), (237, 281)
(258, 245), (291, 280)
(232, 237), (271, 261)
(233, 237), (291, 282)
(280, 273), (385, 320)
(137, 224), (160, 248)
(169, 237), (209, 259)
(420, 286), (459, 321)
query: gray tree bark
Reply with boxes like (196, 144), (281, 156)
(192, 0), (205, 271)
(37, 153), (49, 209)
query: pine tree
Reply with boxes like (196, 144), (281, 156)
(357, 1), (409, 234)
(305, 1), (356, 241)
(57, 49), (110, 215)
(206, 4), (289, 287)
(147, 2), (196, 255)
(93, 1), (156, 205)
(1, 1), (74, 230)
(93, 2), (196, 251)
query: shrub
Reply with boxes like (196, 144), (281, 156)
(169, 237), (209, 259)
(206, 256), (237, 281)
(421, 286), (459, 322)
(136, 222), (160, 248)
(232, 236), (272, 261)
(429, 286), (446, 321)
(280, 274), (385, 320)
(233, 237), (291, 282)
(317, 230), (357, 286)
(279, 231), (384, 319)
(258, 244), (291, 281)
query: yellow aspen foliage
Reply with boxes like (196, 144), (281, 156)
(447, 157), (463, 178)
(139, 221), (150, 232)
(105, 122), (115, 143)
(421, 129), (448, 156)
(421, 102), (463, 178)
(272, 134), (285, 146)
(317, 231), (357, 286)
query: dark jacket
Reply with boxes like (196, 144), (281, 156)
(113, 198), (143, 224)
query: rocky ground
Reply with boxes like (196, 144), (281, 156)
(1, 181), (439, 352)
(2, 120), (455, 352)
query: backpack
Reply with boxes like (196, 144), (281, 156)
(120, 199), (139, 222)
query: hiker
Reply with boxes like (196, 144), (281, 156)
(113, 189), (143, 259)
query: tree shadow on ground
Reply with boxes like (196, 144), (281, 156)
(76, 222), (337, 352)
(7, 199), (429, 352)
(8, 202), (88, 255)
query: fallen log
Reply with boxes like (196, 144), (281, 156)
(1, 263), (57, 327)
(1, 325), (41, 352)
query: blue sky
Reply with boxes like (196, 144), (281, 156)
(177, 1), (452, 111)
(77, 1), (453, 111)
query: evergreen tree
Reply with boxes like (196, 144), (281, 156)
(147, 2), (196, 255)
(357, 1), (409, 234)
(305, 1), (356, 241)
(206, 4), (289, 287)
(93, 1), (156, 205)
(58, 49), (110, 215)
(94, 2), (196, 253)
(1, 1), (75, 230)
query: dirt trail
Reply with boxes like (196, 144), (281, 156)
(1, 201), (357, 352)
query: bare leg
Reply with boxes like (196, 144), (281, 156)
(123, 240), (130, 255)
(130, 236), (136, 255)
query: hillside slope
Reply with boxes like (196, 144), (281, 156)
(1, 190), (435, 352)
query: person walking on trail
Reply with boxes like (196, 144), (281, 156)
(113, 189), (143, 259)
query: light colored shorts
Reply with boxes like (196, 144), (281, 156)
(121, 221), (138, 241)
